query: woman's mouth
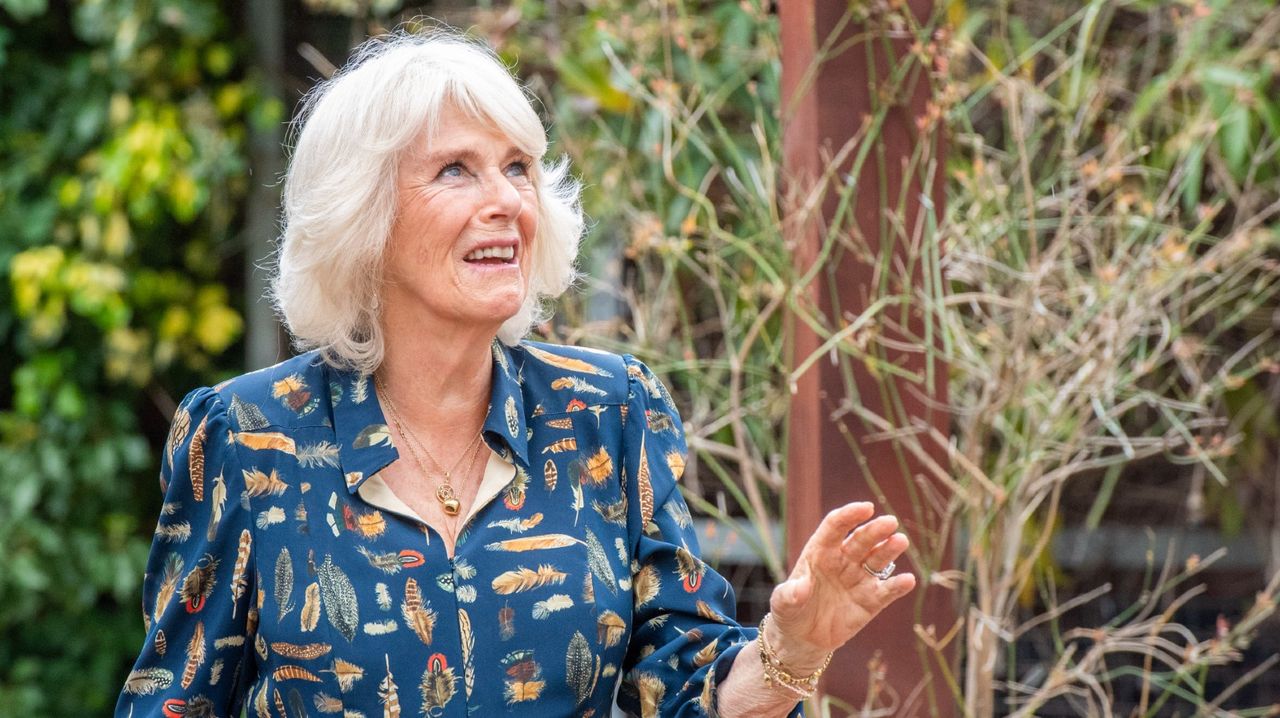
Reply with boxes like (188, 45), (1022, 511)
(463, 245), (517, 265)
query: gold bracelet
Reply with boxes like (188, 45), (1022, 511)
(756, 613), (833, 698)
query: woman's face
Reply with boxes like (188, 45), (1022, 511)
(382, 103), (538, 338)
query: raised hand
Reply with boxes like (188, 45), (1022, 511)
(765, 502), (917, 669)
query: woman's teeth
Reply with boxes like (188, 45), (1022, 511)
(464, 246), (515, 262)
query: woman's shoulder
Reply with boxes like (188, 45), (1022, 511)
(193, 349), (332, 431)
(510, 340), (639, 405)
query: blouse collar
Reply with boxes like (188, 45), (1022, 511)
(326, 339), (529, 495)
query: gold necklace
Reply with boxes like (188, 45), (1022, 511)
(376, 375), (485, 517)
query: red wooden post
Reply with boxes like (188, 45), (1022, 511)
(782, 0), (955, 713)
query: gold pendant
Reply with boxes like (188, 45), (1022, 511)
(437, 485), (461, 516)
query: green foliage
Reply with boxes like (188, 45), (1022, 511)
(0, 2), (262, 713)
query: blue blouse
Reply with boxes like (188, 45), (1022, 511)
(116, 341), (798, 717)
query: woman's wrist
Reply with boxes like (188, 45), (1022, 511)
(756, 613), (834, 698)
(761, 615), (829, 674)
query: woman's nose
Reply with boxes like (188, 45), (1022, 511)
(479, 169), (525, 220)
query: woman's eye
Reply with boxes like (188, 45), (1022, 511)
(438, 162), (465, 178)
(505, 161), (530, 178)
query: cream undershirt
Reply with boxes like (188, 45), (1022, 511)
(356, 447), (516, 529)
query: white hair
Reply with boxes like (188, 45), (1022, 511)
(271, 29), (583, 374)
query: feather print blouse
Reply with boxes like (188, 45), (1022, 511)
(116, 341), (801, 718)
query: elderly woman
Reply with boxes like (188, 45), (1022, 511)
(116, 31), (914, 718)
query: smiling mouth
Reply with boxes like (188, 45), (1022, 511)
(463, 246), (517, 265)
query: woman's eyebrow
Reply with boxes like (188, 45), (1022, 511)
(421, 146), (529, 166)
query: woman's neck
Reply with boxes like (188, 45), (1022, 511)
(376, 316), (496, 442)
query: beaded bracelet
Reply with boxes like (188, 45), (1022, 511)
(756, 613), (833, 699)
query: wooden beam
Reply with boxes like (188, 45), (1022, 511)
(781, 0), (955, 712)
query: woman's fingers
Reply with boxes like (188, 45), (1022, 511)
(858, 532), (909, 574)
(839, 514), (900, 560)
(807, 502), (876, 551)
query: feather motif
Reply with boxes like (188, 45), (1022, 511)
(502, 649), (544, 704)
(188, 415), (208, 501)
(584, 529), (618, 594)
(357, 546), (403, 574)
(544, 417), (574, 430)
(486, 513), (544, 533)
(165, 407), (192, 470)
(584, 447), (613, 485)
(154, 629), (167, 656)
(229, 394), (269, 430)
(209, 657), (224, 685)
(665, 450), (686, 480)
(275, 548), (295, 621)
(458, 609), (475, 699)
(503, 468), (528, 510)
(236, 431), (298, 455)
(375, 583), (392, 610)
(124, 667), (174, 695)
(505, 395), (519, 437)
(213, 635), (245, 650)
(541, 437), (578, 454)
(543, 459), (558, 491)
(230, 529), (252, 617)
(695, 599), (726, 623)
(156, 521), (192, 542)
(351, 374), (370, 404)
(402, 577), (437, 645)
(550, 376), (609, 396)
(363, 619), (398, 635)
(274, 665), (323, 682)
(693, 637), (720, 667)
(593, 497), (628, 525)
(179, 554), (220, 610)
(532, 594), (574, 619)
(313, 693), (343, 713)
(300, 582), (321, 632)
(243, 468), (288, 497)
(297, 441), (341, 469)
(353, 423), (392, 448)
(253, 680), (270, 717)
(271, 641), (331, 660)
(419, 654), (457, 711)
(287, 688), (308, 718)
(675, 545), (707, 592)
(378, 655), (400, 718)
(524, 345), (614, 377)
(180, 621), (205, 689)
(634, 565), (661, 608)
(323, 658), (365, 693)
(498, 604), (515, 640)
(256, 506), (286, 529)
(565, 631), (593, 705)
(273, 688), (286, 717)
(664, 499), (692, 528)
(571, 483), (584, 525)
(637, 434), (655, 525)
(488, 564), (569, 594)
(597, 610), (626, 647)
(582, 572), (595, 604)
(207, 474), (226, 541)
(318, 555), (359, 642)
(636, 672), (666, 718)
(484, 534), (583, 552)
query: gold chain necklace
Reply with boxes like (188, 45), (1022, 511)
(375, 375), (485, 517)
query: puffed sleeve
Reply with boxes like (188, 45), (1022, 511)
(617, 357), (802, 717)
(115, 387), (258, 717)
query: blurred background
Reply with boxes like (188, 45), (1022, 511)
(1, 0), (1278, 715)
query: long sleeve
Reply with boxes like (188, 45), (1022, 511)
(616, 357), (801, 718)
(116, 386), (258, 717)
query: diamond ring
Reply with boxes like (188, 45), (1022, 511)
(862, 560), (896, 581)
